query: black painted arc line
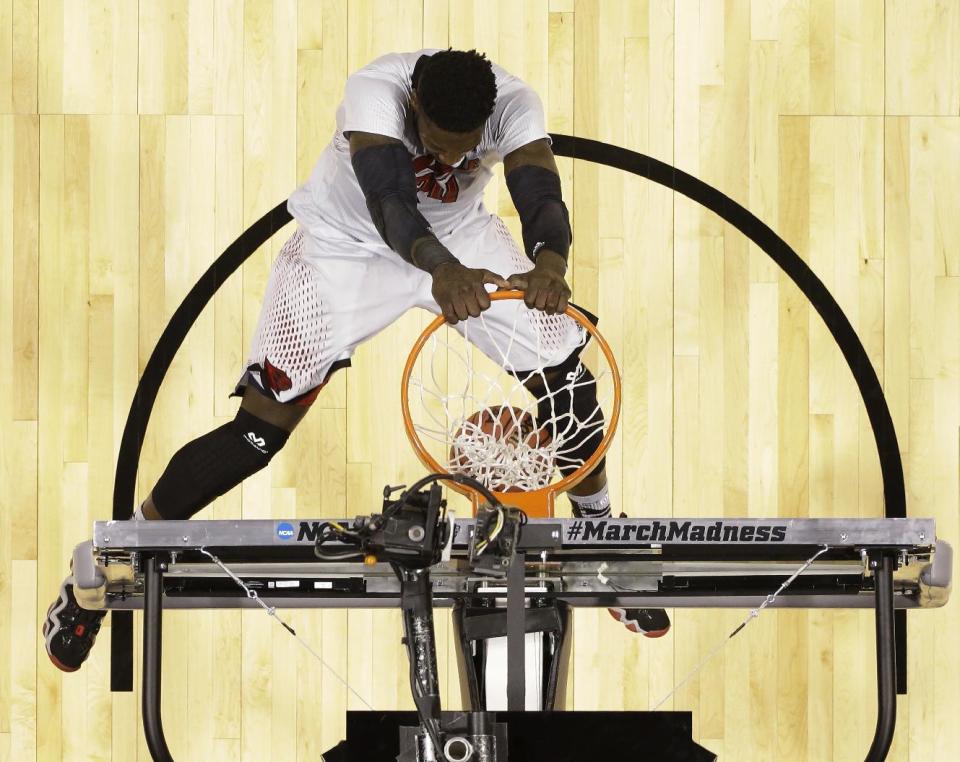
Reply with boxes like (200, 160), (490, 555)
(109, 201), (293, 692)
(111, 201), (293, 518)
(548, 133), (906, 520)
(109, 138), (907, 528)
(112, 139), (906, 519)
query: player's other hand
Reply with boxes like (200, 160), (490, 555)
(506, 249), (571, 314)
(431, 262), (511, 324)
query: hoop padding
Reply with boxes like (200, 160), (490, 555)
(401, 291), (621, 517)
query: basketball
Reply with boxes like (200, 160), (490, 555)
(449, 406), (552, 491)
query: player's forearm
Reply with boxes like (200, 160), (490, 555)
(532, 248), (567, 275)
(350, 141), (459, 274)
(505, 164), (572, 267)
(410, 235), (462, 275)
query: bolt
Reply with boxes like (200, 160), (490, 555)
(408, 526), (425, 542)
(840, 532), (848, 542)
(182, 536), (190, 543)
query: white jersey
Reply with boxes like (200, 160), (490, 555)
(288, 50), (550, 245)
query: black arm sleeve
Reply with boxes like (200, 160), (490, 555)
(505, 164), (572, 264)
(350, 142), (458, 274)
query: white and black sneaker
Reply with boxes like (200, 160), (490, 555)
(569, 504), (672, 638)
(43, 576), (107, 672)
(607, 606), (671, 637)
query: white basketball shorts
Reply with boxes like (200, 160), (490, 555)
(235, 214), (586, 405)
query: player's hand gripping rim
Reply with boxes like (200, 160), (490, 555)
(505, 248), (571, 314)
(431, 261), (511, 324)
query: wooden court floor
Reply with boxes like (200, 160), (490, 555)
(1, 1), (958, 760)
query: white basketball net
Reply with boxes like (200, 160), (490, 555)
(407, 304), (614, 493)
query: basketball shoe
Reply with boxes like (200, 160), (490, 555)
(43, 575), (108, 672)
(570, 501), (672, 638)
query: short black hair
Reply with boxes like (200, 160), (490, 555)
(414, 49), (497, 133)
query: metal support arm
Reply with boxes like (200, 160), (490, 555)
(398, 568), (445, 759)
(866, 553), (897, 762)
(143, 554), (174, 762)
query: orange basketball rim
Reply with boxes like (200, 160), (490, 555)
(401, 290), (622, 518)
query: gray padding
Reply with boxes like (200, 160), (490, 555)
(920, 540), (953, 588)
(72, 540), (106, 590)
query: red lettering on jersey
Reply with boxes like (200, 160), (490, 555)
(413, 155), (480, 203)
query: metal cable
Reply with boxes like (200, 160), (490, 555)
(198, 547), (374, 711)
(650, 544), (832, 710)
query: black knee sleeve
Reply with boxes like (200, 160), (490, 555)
(152, 408), (291, 520)
(521, 355), (605, 477)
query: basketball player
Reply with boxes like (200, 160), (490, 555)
(44, 49), (670, 672)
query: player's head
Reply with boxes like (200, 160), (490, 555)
(411, 49), (496, 166)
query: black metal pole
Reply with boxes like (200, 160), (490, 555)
(143, 554), (174, 762)
(506, 553), (526, 711)
(399, 568), (444, 756)
(865, 553), (896, 762)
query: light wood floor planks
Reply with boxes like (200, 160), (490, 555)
(1, 1), (958, 760)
